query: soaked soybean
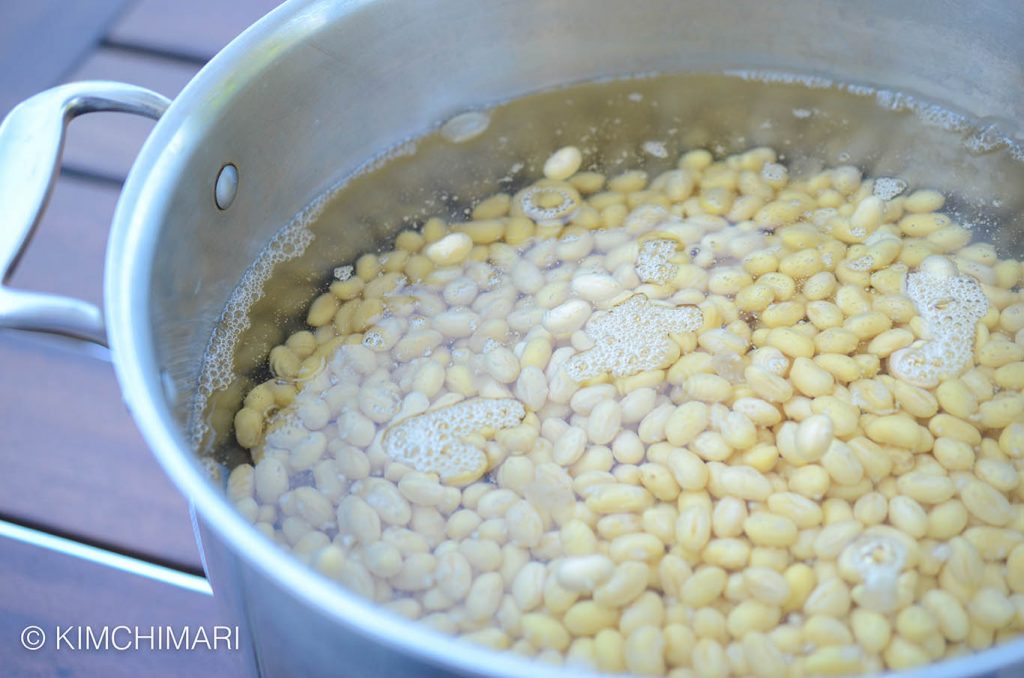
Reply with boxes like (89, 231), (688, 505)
(214, 73), (1024, 677)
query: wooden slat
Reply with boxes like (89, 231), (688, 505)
(0, 0), (129, 118)
(0, 177), (202, 572)
(7, 177), (114, 308)
(108, 0), (285, 62)
(0, 330), (203, 571)
(61, 48), (200, 182)
(0, 536), (246, 677)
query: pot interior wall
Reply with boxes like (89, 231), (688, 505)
(139, 0), (1024, 458)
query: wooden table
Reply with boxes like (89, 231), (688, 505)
(0, 2), (282, 674)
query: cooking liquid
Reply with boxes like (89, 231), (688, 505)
(205, 72), (1024, 676)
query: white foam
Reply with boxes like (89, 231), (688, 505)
(872, 177), (907, 201)
(964, 123), (1010, 154)
(189, 196), (325, 447)
(839, 533), (907, 613)
(383, 398), (525, 484)
(635, 239), (678, 284)
(517, 185), (581, 224)
(872, 89), (971, 133)
(564, 294), (702, 381)
(727, 70), (835, 89)
(889, 259), (988, 387)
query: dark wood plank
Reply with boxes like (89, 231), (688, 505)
(61, 48), (200, 182)
(0, 0), (130, 118)
(0, 177), (202, 572)
(0, 330), (203, 572)
(7, 177), (114, 309)
(0, 535), (247, 677)
(108, 0), (285, 62)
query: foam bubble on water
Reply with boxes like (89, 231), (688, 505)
(873, 89), (903, 111)
(844, 83), (874, 97)
(792, 108), (813, 119)
(635, 239), (678, 285)
(627, 92), (644, 102)
(334, 265), (353, 281)
(516, 185), (581, 224)
(564, 294), (702, 382)
(872, 177), (907, 201)
(873, 89), (972, 134)
(362, 139), (418, 174)
(189, 196), (324, 446)
(963, 123), (1011, 155)
(727, 70), (835, 90)
(642, 140), (668, 158)
(921, 107), (971, 133)
(191, 129), (427, 447)
(839, 532), (907, 613)
(198, 456), (223, 482)
(383, 398), (525, 484)
(264, 414), (310, 450)
(889, 258), (989, 388)
(440, 111), (491, 144)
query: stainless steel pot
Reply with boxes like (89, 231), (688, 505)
(3, 1), (1024, 675)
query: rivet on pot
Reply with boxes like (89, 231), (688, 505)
(215, 163), (239, 210)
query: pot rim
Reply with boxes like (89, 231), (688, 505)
(104, 0), (1024, 676)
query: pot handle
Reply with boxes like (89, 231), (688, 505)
(0, 81), (171, 346)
